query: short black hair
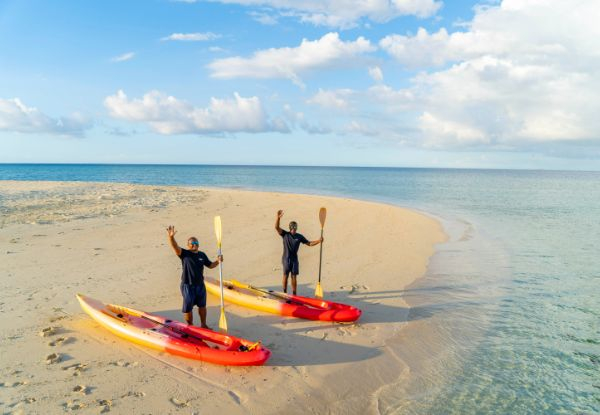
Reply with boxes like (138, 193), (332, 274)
(289, 221), (298, 230)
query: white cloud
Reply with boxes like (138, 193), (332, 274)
(362, 0), (600, 149)
(207, 32), (375, 86)
(111, 52), (135, 62)
(161, 32), (221, 41)
(367, 84), (414, 106)
(0, 98), (92, 137)
(346, 120), (382, 137)
(248, 11), (279, 25)
(368, 66), (384, 82)
(281, 104), (332, 134)
(104, 90), (288, 135)
(207, 0), (441, 29)
(307, 88), (354, 109)
(419, 112), (488, 147)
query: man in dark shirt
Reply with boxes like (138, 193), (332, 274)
(167, 225), (222, 328)
(275, 210), (323, 295)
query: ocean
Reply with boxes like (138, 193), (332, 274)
(1, 164), (598, 414)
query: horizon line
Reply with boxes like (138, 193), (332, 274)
(0, 162), (599, 174)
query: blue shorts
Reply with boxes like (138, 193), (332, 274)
(282, 258), (299, 275)
(180, 283), (207, 313)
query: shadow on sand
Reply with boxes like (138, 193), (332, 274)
(154, 304), (380, 366)
(149, 282), (473, 367)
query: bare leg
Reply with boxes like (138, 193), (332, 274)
(198, 307), (209, 329)
(183, 312), (193, 325)
(291, 275), (298, 295)
(282, 273), (289, 293)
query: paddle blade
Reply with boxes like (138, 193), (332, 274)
(218, 308), (228, 332)
(319, 207), (327, 228)
(214, 216), (222, 247)
(315, 281), (323, 299)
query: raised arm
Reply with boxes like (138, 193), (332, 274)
(166, 225), (182, 256)
(275, 210), (285, 236)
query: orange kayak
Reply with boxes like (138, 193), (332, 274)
(205, 278), (362, 323)
(76, 294), (271, 366)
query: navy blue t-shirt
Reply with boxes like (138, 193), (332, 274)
(179, 249), (212, 285)
(280, 230), (309, 261)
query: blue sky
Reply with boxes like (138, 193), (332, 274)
(1, 0), (599, 170)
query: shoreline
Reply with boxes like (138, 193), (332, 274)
(1, 180), (447, 414)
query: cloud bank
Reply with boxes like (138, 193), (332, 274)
(208, 32), (375, 86)
(206, 0), (441, 28)
(0, 98), (92, 137)
(331, 0), (600, 150)
(104, 90), (288, 135)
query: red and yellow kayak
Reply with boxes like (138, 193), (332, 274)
(76, 294), (271, 366)
(204, 278), (362, 323)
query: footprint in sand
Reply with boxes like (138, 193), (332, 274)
(45, 353), (62, 364)
(49, 315), (67, 323)
(121, 391), (145, 398)
(64, 399), (87, 410)
(346, 284), (370, 294)
(170, 397), (190, 408)
(98, 399), (112, 413)
(63, 363), (87, 376)
(39, 326), (58, 337)
(48, 336), (73, 347)
(336, 327), (356, 337)
(110, 360), (138, 368)
(72, 385), (89, 395)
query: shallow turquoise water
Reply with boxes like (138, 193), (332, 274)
(1, 164), (598, 413)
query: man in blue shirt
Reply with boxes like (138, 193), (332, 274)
(275, 210), (323, 295)
(167, 225), (222, 328)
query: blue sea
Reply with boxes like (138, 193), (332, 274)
(1, 164), (598, 414)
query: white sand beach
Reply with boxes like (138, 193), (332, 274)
(0, 181), (446, 414)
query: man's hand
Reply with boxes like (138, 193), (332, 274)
(166, 225), (181, 256)
(275, 210), (285, 235)
(209, 255), (224, 269)
(167, 225), (176, 238)
(309, 237), (324, 247)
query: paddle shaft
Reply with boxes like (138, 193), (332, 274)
(233, 281), (305, 306)
(214, 215), (227, 331)
(141, 315), (207, 342)
(113, 307), (207, 343)
(218, 248), (225, 311)
(318, 228), (324, 283)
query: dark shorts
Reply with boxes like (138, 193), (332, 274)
(282, 257), (299, 275)
(180, 283), (207, 313)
